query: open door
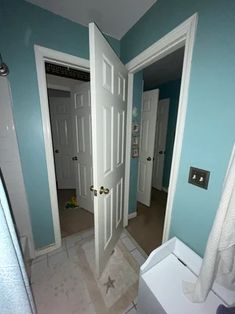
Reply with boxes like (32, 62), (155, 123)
(49, 95), (76, 189)
(137, 89), (159, 206)
(152, 98), (170, 190)
(89, 23), (127, 276)
(72, 82), (93, 213)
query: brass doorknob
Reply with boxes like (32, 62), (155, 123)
(99, 186), (110, 195)
(90, 185), (97, 196)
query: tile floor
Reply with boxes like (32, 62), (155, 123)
(31, 228), (146, 314)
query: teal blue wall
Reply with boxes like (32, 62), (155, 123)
(145, 79), (181, 189)
(0, 0), (120, 249)
(121, 0), (235, 256)
(129, 71), (143, 214)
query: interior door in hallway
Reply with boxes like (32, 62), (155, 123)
(152, 98), (169, 190)
(49, 96), (76, 189)
(72, 82), (93, 213)
(137, 89), (159, 206)
(89, 23), (127, 276)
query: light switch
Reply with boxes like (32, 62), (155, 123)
(188, 167), (210, 189)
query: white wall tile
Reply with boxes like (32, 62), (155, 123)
(0, 77), (34, 257)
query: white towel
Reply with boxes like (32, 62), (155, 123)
(183, 144), (235, 302)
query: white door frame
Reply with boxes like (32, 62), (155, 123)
(47, 84), (71, 92)
(123, 13), (198, 243)
(34, 45), (89, 256)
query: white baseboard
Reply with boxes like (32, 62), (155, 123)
(162, 187), (168, 193)
(128, 212), (137, 219)
(20, 236), (31, 277)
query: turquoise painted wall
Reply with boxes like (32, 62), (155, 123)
(145, 79), (181, 189)
(0, 0), (120, 249)
(121, 0), (235, 256)
(129, 71), (143, 214)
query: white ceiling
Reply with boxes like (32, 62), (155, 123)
(143, 47), (185, 89)
(26, 0), (157, 39)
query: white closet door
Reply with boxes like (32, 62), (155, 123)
(49, 96), (76, 189)
(152, 98), (170, 190)
(72, 82), (93, 213)
(137, 89), (159, 206)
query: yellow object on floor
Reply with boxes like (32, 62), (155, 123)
(65, 196), (78, 208)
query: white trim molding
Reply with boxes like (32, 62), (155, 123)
(47, 83), (71, 92)
(34, 45), (89, 256)
(128, 212), (137, 220)
(124, 13), (198, 243)
(123, 73), (134, 227)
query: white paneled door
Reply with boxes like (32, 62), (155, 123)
(137, 89), (159, 206)
(89, 23), (127, 276)
(152, 98), (170, 190)
(49, 96), (76, 189)
(72, 82), (93, 213)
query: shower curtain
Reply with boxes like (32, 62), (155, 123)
(0, 173), (36, 313)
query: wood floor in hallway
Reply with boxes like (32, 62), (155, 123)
(57, 189), (94, 237)
(126, 188), (167, 255)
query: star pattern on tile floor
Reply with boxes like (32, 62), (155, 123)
(31, 230), (143, 313)
(103, 275), (116, 294)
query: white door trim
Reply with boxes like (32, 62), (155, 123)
(47, 83), (71, 92)
(34, 45), (89, 256)
(123, 13), (198, 244)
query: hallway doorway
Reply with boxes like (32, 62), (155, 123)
(127, 47), (184, 254)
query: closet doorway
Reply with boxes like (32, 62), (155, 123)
(46, 64), (94, 237)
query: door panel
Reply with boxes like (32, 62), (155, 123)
(103, 105), (114, 174)
(117, 111), (125, 166)
(137, 89), (159, 206)
(141, 119), (150, 153)
(116, 178), (123, 227)
(49, 96), (76, 189)
(75, 115), (85, 153)
(152, 99), (170, 190)
(104, 191), (113, 248)
(89, 23), (127, 276)
(138, 161), (147, 193)
(72, 82), (93, 213)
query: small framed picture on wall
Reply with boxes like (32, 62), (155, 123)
(132, 123), (140, 135)
(132, 136), (139, 145)
(132, 145), (139, 158)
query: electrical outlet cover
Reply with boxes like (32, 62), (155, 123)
(188, 167), (210, 189)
